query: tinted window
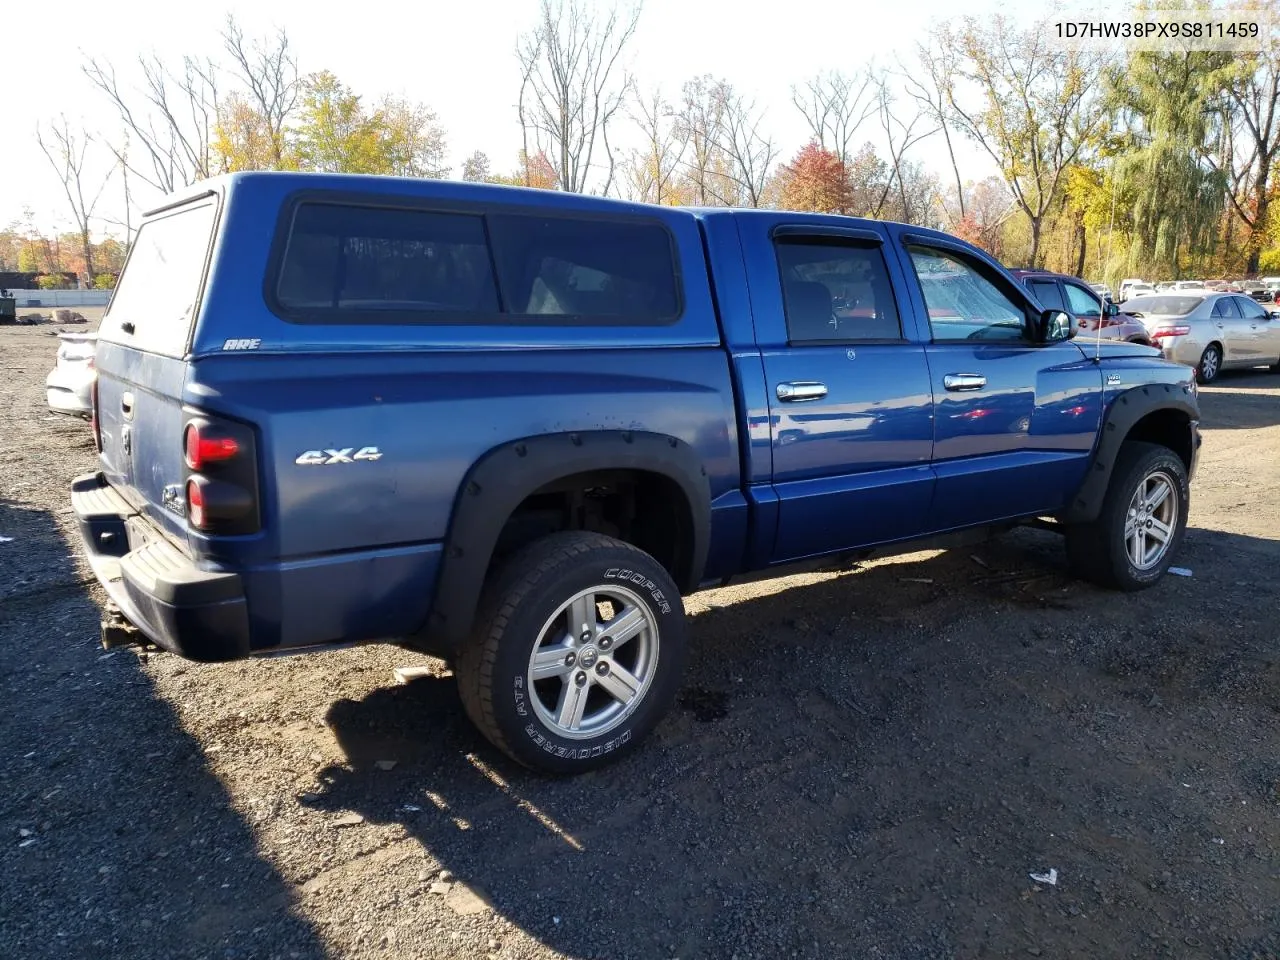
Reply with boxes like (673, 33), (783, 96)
(1064, 282), (1102, 315)
(101, 199), (218, 357)
(1235, 296), (1267, 320)
(277, 204), (498, 315)
(275, 204), (681, 325)
(1027, 279), (1065, 311)
(908, 246), (1027, 342)
(775, 240), (901, 342)
(1120, 296), (1204, 316)
(1211, 297), (1240, 319)
(487, 214), (679, 322)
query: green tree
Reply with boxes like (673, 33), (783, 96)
(292, 71), (386, 173)
(1108, 45), (1232, 276)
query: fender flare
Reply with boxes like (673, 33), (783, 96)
(1062, 383), (1200, 524)
(419, 430), (711, 652)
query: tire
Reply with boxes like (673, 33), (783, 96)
(1065, 441), (1189, 591)
(1196, 343), (1222, 384)
(456, 531), (688, 775)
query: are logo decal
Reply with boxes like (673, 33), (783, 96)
(222, 338), (262, 351)
(295, 447), (383, 465)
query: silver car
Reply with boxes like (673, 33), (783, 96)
(1118, 292), (1280, 383)
(45, 332), (98, 419)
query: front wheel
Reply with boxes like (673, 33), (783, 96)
(1064, 441), (1189, 591)
(456, 531), (688, 774)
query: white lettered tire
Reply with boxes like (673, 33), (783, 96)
(456, 532), (688, 774)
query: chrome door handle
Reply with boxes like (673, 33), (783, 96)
(776, 381), (828, 402)
(943, 373), (986, 391)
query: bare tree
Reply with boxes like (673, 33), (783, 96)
(675, 75), (732, 205)
(790, 69), (877, 164)
(623, 86), (689, 204)
(901, 32), (967, 223)
(36, 116), (113, 281)
(875, 77), (937, 224)
(221, 15), (299, 167)
(714, 85), (778, 208)
(516, 0), (641, 193)
(84, 51), (221, 194)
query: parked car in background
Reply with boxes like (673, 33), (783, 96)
(1088, 282), (1113, 301)
(1122, 282), (1156, 301)
(46, 332), (98, 419)
(1175, 280), (1205, 291)
(1012, 269), (1152, 346)
(1119, 291), (1280, 383)
(1118, 278), (1147, 300)
(1240, 280), (1273, 303)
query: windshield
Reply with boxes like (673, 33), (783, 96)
(1120, 296), (1203, 316)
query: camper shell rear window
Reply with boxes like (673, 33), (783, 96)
(268, 198), (683, 326)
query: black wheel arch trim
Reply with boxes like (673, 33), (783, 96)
(1062, 383), (1200, 524)
(418, 430), (711, 652)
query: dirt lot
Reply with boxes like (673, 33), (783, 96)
(2, 322), (1278, 960)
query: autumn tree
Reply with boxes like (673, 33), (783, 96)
(674, 75), (733, 205)
(221, 15), (298, 169)
(776, 142), (852, 213)
(36, 116), (112, 281)
(516, 0), (641, 193)
(492, 151), (560, 190)
(1210, 7), (1280, 273)
(376, 97), (449, 178)
(940, 14), (1108, 266)
(213, 92), (280, 171)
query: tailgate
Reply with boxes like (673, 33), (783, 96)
(94, 196), (220, 541)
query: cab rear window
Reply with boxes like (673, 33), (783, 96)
(271, 200), (682, 326)
(99, 198), (218, 358)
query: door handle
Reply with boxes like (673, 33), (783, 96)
(943, 373), (987, 391)
(120, 391), (134, 419)
(776, 381), (828, 402)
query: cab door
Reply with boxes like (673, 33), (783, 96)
(738, 219), (936, 563)
(1232, 295), (1280, 365)
(891, 232), (1101, 532)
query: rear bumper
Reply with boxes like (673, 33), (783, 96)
(72, 472), (252, 662)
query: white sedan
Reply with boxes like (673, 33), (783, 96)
(45, 332), (97, 419)
(1119, 292), (1280, 383)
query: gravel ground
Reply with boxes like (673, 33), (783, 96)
(2, 321), (1278, 960)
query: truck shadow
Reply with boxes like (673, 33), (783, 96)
(0, 498), (329, 960)
(306, 524), (1280, 959)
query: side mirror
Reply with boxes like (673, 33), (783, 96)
(1268, 309), (1280, 320)
(1106, 302), (1120, 317)
(1038, 308), (1076, 343)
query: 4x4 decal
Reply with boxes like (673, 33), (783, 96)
(295, 447), (383, 465)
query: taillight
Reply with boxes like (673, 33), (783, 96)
(182, 412), (261, 536)
(1151, 324), (1191, 339)
(184, 422), (241, 470)
(186, 478), (207, 529)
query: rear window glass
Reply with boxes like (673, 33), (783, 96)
(100, 199), (218, 357)
(274, 202), (681, 325)
(1120, 296), (1203, 315)
(775, 239), (902, 341)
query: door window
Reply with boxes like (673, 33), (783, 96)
(1211, 297), (1241, 319)
(1064, 282), (1102, 315)
(775, 239), (902, 342)
(907, 246), (1029, 342)
(1027, 279), (1065, 311)
(1234, 296), (1268, 320)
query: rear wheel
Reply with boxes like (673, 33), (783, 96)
(1065, 441), (1189, 591)
(1196, 344), (1222, 384)
(456, 531), (687, 774)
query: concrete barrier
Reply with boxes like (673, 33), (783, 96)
(6, 289), (113, 308)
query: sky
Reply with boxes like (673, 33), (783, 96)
(2, 0), (1090, 239)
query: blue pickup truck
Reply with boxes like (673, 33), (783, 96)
(73, 172), (1201, 773)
